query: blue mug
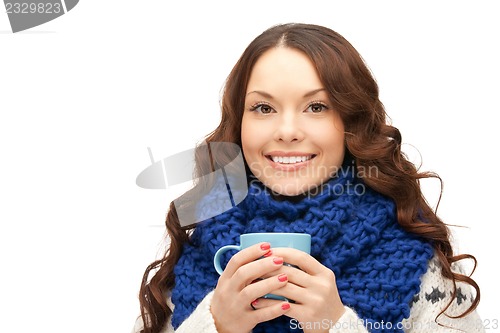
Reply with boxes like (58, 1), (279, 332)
(213, 232), (311, 301)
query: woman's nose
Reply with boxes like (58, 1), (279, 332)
(273, 112), (305, 143)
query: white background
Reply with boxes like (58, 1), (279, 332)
(1, 1), (498, 332)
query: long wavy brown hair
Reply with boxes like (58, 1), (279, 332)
(137, 23), (480, 333)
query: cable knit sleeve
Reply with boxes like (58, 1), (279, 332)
(330, 255), (485, 333)
(329, 306), (369, 333)
(400, 256), (485, 333)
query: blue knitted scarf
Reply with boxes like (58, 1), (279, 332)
(171, 161), (433, 332)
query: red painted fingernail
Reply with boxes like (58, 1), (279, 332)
(281, 303), (290, 310)
(263, 250), (273, 257)
(251, 299), (259, 306)
(260, 242), (271, 251)
(273, 257), (283, 265)
(278, 274), (288, 282)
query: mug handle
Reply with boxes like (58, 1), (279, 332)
(213, 245), (240, 274)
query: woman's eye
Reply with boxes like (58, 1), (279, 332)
(306, 103), (328, 113)
(252, 104), (274, 114)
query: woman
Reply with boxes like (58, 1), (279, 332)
(134, 23), (484, 333)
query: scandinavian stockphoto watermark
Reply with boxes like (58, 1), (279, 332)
(3, 0), (78, 33)
(136, 142), (373, 226)
(247, 159), (376, 197)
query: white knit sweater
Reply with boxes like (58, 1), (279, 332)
(132, 256), (485, 333)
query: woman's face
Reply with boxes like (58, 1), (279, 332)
(241, 47), (345, 196)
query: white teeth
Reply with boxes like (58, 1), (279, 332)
(270, 155), (312, 164)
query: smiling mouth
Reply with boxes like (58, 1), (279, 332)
(265, 155), (316, 164)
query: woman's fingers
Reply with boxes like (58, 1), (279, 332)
(222, 242), (272, 277)
(250, 301), (292, 324)
(249, 297), (280, 309)
(270, 248), (326, 276)
(242, 268), (289, 302)
(260, 264), (310, 287)
(222, 244), (290, 292)
(264, 280), (306, 303)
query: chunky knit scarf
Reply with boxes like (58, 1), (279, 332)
(171, 161), (434, 333)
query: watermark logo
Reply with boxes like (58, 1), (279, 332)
(3, 0), (78, 33)
(136, 142), (248, 226)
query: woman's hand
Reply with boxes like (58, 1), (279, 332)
(251, 248), (345, 333)
(210, 243), (292, 333)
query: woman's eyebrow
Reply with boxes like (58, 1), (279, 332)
(303, 88), (326, 98)
(245, 90), (274, 98)
(246, 88), (326, 98)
